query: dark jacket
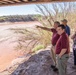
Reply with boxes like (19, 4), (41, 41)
(65, 25), (70, 36)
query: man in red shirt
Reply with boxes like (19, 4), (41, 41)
(56, 25), (70, 75)
(36, 21), (60, 71)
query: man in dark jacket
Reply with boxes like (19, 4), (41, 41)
(61, 19), (70, 36)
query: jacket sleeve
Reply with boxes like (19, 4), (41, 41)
(68, 26), (70, 36)
(66, 26), (70, 36)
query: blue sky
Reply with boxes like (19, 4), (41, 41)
(0, 4), (40, 16)
(0, 3), (55, 16)
(0, 2), (75, 16)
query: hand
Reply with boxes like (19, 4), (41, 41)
(59, 54), (62, 58)
(36, 25), (41, 28)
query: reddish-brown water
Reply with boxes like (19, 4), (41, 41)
(0, 21), (41, 72)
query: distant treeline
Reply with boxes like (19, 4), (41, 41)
(0, 15), (39, 23)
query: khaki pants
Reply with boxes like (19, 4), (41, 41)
(57, 54), (69, 75)
(50, 45), (56, 66)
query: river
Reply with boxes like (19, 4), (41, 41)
(0, 21), (41, 72)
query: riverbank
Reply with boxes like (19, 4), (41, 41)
(0, 21), (41, 72)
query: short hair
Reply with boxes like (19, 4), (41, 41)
(54, 21), (60, 26)
(58, 24), (65, 30)
(61, 19), (67, 23)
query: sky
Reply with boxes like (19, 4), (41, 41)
(0, 2), (75, 16)
(0, 3), (54, 16)
(0, 4), (38, 16)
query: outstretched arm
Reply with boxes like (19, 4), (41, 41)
(36, 25), (51, 31)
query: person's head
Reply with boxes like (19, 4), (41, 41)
(61, 19), (68, 26)
(57, 24), (66, 35)
(54, 21), (60, 29)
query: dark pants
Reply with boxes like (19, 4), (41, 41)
(73, 49), (76, 65)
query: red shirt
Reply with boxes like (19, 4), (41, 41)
(51, 28), (60, 46)
(56, 32), (69, 54)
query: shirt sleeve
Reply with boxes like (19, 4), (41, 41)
(50, 28), (54, 32)
(51, 28), (56, 33)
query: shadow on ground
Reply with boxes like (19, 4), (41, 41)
(11, 50), (76, 75)
(1, 50), (76, 75)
